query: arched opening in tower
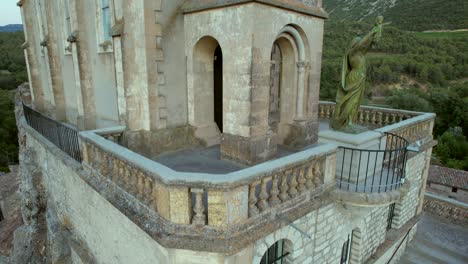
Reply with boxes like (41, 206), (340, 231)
(213, 45), (223, 132)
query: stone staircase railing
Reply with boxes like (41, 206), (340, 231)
(79, 127), (337, 228)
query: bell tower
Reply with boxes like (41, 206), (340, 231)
(183, 0), (328, 165)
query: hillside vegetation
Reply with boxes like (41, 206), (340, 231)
(324, 0), (468, 31)
(0, 32), (24, 171)
(320, 17), (468, 169)
(0, 24), (23, 33)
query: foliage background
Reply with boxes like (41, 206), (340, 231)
(0, 32), (24, 171)
(320, 7), (468, 170)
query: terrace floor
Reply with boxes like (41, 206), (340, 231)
(154, 144), (317, 174)
(153, 120), (364, 175)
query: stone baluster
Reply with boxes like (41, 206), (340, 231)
(325, 106), (330, 119)
(136, 171), (145, 200)
(391, 113), (396, 124)
(111, 156), (118, 181)
(248, 181), (260, 217)
(371, 111), (377, 126)
(279, 172), (290, 202)
(118, 160), (125, 185)
(94, 148), (101, 172)
(384, 113), (390, 125)
(359, 111), (364, 125)
(191, 188), (206, 225)
(88, 145), (96, 168)
(377, 112), (383, 126)
(313, 161), (323, 186)
(319, 105), (324, 119)
(305, 163), (315, 190)
(365, 111), (370, 125)
(288, 169), (298, 198)
(143, 177), (153, 206)
(268, 174), (281, 206)
(151, 181), (158, 212)
(257, 178), (270, 211)
(125, 166), (138, 196)
(297, 166), (306, 194)
(100, 154), (109, 175)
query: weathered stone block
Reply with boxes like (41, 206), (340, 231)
(221, 133), (277, 165)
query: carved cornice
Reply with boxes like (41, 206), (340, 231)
(182, 0), (328, 19)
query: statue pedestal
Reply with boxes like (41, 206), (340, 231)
(318, 129), (385, 185)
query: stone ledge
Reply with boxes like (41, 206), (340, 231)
(182, 0), (329, 19)
(330, 183), (407, 207)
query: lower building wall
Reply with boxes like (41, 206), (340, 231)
(252, 204), (390, 264)
(393, 152), (428, 229)
(370, 223), (418, 264)
(24, 129), (252, 264)
(21, 124), (430, 264)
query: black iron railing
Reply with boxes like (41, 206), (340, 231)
(23, 103), (82, 162)
(336, 133), (408, 193)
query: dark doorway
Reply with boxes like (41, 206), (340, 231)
(0, 207), (4, 222)
(213, 45), (223, 132)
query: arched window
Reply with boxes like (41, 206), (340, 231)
(269, 25), (310, 144)
(260, 239), (290, 264)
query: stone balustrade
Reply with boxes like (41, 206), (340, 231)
(79, 127), (337, 229)
(319, 101), (435, 144)
(377, 116), (435, 145)
(319, 101), (422, 128)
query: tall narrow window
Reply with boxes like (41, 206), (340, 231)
(0, 207), (4, 222)
(341, 233), (354, 264)
(387, 203), (396, 230)
(64, 0), (71, 37)
(101, 0), (111, 41)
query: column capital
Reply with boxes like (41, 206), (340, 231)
(297, 61), (309, 68)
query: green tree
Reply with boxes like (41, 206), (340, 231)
(434, 127), (468, 170)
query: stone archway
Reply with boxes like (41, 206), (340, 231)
(269, 25), (310, 144)
(189, 36), (224, 145)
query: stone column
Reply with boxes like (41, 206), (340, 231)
(295, 61), (307, 121)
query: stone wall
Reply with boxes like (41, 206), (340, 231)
(423, 193), (468, 226)
(252, 204), (391, 264)
(393, 152), (427, 229)
(360, 206), (389, 262)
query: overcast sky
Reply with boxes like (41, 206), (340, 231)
(0, 0), (22, 26)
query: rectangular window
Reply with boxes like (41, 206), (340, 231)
(341, 235), (350, 264)
(452, 187), (458, 193)
(387, 202), (396, 230)
(101, 0), (111, 41)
